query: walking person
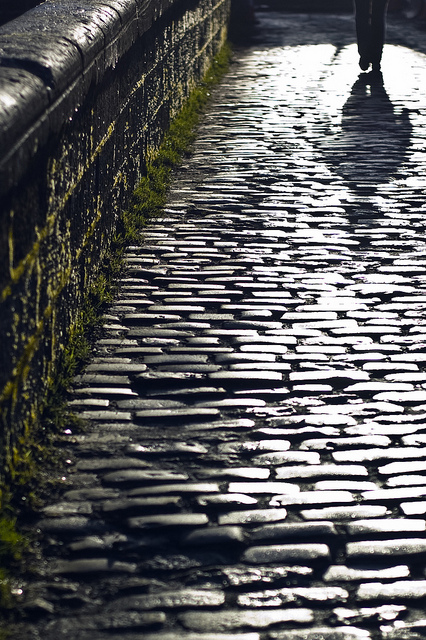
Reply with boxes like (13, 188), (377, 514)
(354, 0), (389, 72)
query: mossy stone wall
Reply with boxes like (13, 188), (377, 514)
(0, 0), (230, 481)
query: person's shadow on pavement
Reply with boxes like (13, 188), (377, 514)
(322, 72), (412, 199)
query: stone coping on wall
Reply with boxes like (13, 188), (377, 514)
(0, 0), (181, 196)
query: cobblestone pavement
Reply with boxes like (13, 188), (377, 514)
(17, 11), (426, 640)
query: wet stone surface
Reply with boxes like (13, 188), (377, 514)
(16, 10), (426, 640)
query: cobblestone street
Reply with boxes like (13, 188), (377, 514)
(17, 10), (426, 640)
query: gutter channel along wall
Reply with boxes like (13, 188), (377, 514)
(0, 0), (231, 480)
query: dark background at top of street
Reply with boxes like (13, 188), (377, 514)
(0, 1), (423, 41)
(0, 0), (40, 27)
(0, 0), (355, 29)
(0, 0), (423, 29)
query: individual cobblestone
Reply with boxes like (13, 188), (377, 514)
(178, 609), (314, 631)
(16, 9), (426, 640)
(242, 544), (331, 564)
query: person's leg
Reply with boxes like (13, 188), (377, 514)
(354, 0), (372, 70)
(370, 0), (388, 70)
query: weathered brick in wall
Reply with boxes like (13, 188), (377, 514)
(0, 0), (230, 479)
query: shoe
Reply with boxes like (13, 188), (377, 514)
(369, 68), (383, 84)
(359, 56), (370, 71)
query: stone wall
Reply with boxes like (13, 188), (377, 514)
(0, 0), (230, 480)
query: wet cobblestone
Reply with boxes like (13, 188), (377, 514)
(15, 10), (426, 640)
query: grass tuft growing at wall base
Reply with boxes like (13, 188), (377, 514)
(123, 42), (232, 237)
(0, 40), (231, 625)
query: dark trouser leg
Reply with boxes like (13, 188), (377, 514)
(370, 0), (388, 67)
(354, 0), (371, 61)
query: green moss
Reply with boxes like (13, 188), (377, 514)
(0, 621), (10, 640)
(0, 517), (27, 566)
(124, 42), (232, 236)
(0, 515), (29, 630)
(0, 567), (12, 607)
(0, 271), (114, 617)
